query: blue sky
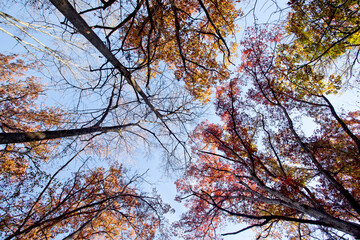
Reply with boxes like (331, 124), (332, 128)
(0, 4), (259, 238)
(0, 1), (280, 238)
(4, 1), (358, 239)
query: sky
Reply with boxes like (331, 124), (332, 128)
(2, 1), (358, 239)
(0, 1), (286, 239)
(0, 3), (260, 238)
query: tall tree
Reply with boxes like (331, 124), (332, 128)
(285, 0), (360, 80)
(175, 25), (360, 239)
(0, 54), (170, 240)
(49, 0), (240, 101)
(0, 0), (241, 159)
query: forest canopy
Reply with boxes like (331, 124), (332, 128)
(0, 0), (359, 239)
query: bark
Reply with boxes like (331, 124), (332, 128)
(48, 0), (188, 153)
(0, 123), (137, 144)
(248, 172), (360, 237)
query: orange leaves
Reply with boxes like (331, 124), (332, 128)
(110, 0), (241, 101)
(176, 15), (360, 237)
(1, 165), (169, 239)
(0, 54), (64, 180)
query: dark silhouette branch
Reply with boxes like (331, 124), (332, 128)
(0, 123), (138, 144)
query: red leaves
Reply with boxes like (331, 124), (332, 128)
(175, 22), (360, 240)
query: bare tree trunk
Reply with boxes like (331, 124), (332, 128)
(48, 0), (162, 119)
(0, 123), (137, 144)
(48, 0), (188, 153)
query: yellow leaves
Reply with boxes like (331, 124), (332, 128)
(348, 31), (360, 45)
(0, 150), (28, 180)
(273, 1), (360, 99)
(117, 0), (240, 101)
(272, 39), (346, 99)
(324, 74), (342, 95)
(286, 0), (360, 73)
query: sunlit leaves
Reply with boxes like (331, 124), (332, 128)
(0, 164), (170, 239)
(79, 0), (241, 101)
(0, 54), (63, 180)
(175, 12), (360, 240)
(287, 0), (360, 64)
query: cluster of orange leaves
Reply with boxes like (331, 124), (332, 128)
(0, 54), (63, 180)
(119, 0), (241, 102)
(1, 164), (167, 239)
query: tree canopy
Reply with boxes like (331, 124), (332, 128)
(175, 1), (360, 239)
(0, 53), (63, 179)
(1, 0), (360, 239)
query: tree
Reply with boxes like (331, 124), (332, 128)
(0, 27), (170, 240)
(175, 25), (360, 239)
(283, 0), (360, 86)
(0, 160), (171, 239)
(0, 53), (63, 179)
(0, 53), (170, 238)
(0, 1), (242, 237)
(0, 0), (241, 160)
(5, 0), (360, 239)
(49, 0), (240, 101)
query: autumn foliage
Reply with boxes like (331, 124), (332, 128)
(0, 164), (170, 239)
(66, 0), (241, 102)
(175, 24), (360, 239)
(0, 0), (244, 237)
(0, 54), (171, 240)
(0, 54), (62, 179)
(1, 0), (360, 239)
(286, 0), (360, 65)
(122, 0), (241, 101)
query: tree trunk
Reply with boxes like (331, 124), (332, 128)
(48, 0), (162, 119)
(0, 123), (136, 144)
(48, 0), (187, 151)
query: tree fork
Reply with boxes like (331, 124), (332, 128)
(48, 0), (188, 153)
(48, 0), (162, 119)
